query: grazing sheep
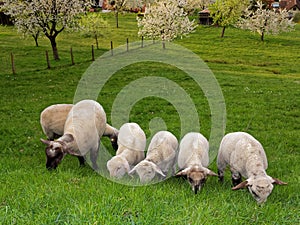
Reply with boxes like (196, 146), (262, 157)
(217, 132), (287, 204)
(107, 122), (146, 179)
(129, 131), (178, 183)
(40, 100), (107, 170)
(176, 132), (218, 194)
(40, 103), (119, 166)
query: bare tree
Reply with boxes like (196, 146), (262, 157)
(2, 0), (90, 60)
(236, 1), (295, 41)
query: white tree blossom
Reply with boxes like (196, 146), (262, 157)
(236, 1), (295, 41)
(2, 0), (91, 60)
(180, 0), (213, 15)
(137, 0), (197, 44)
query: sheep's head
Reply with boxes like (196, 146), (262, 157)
(129, 160), (165, 183)
(232, 176), (287, 204)
(41, 139), (67, 170)
(176, 166), (218, 194)
(41, 134), (75, 170)
(107, 156), (130, 179)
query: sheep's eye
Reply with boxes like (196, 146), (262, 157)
(252, 190), (259, 198)
(249, 188), (259, 198)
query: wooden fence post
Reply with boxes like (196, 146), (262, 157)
(11, 53), (16, 74)
(111, 41), (113, 56)
(45, 51), (51, 69)
(126, 38), (129, 52)
(91, 45), (95, 61)
(141, 36), (144, 48)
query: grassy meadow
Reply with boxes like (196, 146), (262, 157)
(0, 13), (299, 224)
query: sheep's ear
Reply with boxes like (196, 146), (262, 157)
(176, 167), (190, 177)
(271, 177), (287, 185)
(40, 138), (51, 145)
(232, 180), (249, 190)
(152, 163), (165, 177)
(128, 165), (137, 175)
(205, 168), (218, 177)
(66, 148), (81, 156)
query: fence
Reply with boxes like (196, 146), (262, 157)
(1, 37), (150, 75)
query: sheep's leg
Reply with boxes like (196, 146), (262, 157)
(172, 163), (177, 176)
(231, 170), (242, 186)
(218, 169), (224, 183)
(90, 147), (99, 171)
(217, 154), (226, 183)
(77, 156), (85, 166)
(103, 124), (118, 150)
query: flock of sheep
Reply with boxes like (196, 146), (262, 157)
(40, 99), (287, 204)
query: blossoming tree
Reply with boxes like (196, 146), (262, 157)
(137, 0), (197, 47)
(2, 0), (90, 60)
(236, 1), (295, 41)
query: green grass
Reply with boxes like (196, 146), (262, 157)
(0, 13), (299, 224)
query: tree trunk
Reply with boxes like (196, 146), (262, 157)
(221, 26), (226, 38)
(33, 32), (39, 47)
(33, 35), (39, 47)
(49, 36), (59, 60)
(261, 31), (264, 41)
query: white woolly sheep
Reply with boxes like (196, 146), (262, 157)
(40, 100), (107, 170)
(129, 131), (178, 183)
(217, 132), (287, 204)
(107, 122), (146, 179)
(40, 103), (119, 167)
(176, 132), (218, 194)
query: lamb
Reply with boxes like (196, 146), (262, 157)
(106, 122), (146, 179)
(40, 99), (108, 170)
(40, 103), (119, 167)
(217, 132), (287, 204)
(176, 132), (218, 194)
(129, 131), (178, 183)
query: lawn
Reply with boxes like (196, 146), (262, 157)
(0, 13), (299, 224)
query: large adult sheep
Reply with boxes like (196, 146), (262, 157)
(129, 131), (178, 183)
(217, 132), (287, 204)
(106, 122), (146, 179)
(40, 100), (108, 170)
(40, 103), (119, 167)
(176, 132), (218, 194)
